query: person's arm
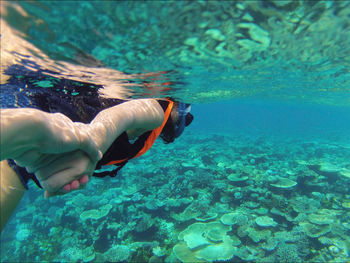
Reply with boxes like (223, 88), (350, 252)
(0, 160), (25, 231)
(0, 108), (102, 232)
(89, 98), (164, 154)
(0, 108), (46, 160)
(0, 108), (101, 163)
(0, 107), (102, 195)
(0, 99), (163, 215)
(35, 99), (164, 197)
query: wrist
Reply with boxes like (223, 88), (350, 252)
(7, 160), (42, 189)
(0, 109), (46, 160)
(1, 160), (27, 191)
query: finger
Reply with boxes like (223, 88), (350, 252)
(63, 184), (71, 192)
(76, 131), (102, 163)
(70, 180), (80, 190)
(44, 177), (89, 198)
(35, 153), (76, 182)
(67, 176), (89, 190)
(36, 150), (94, 192)
(40, 120), (102, 162)
(45, 190), (65, 198)
(45, 184), (75, 198)
(41, 165), (93, 193)
(25, 153), (60, 174)
(41, 167), (78, 192)
(62, 176), (88, 192)
(15, 150), (44, 168)
(79, 175), (89, 185)
(35, 150), (92, 183)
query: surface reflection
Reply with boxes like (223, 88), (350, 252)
(1, 1), (350, 105)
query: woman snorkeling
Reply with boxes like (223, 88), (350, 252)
(0, 69), (193, 231)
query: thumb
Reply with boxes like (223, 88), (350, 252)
(74, 126), (103, 163)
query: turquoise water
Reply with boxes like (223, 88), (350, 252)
(1, 1), (350, 262)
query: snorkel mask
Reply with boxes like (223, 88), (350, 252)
(159, 99), (193, 143)
(174, 102), (192, 138)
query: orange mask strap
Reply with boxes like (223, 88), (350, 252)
(133, 99), (173, 159)
(105, 99), (174, 165)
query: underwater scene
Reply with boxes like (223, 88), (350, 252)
(1, 1), (350, 262)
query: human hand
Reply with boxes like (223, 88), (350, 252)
(1, 108), (103, 197)
(39, 112), (103, 161)
(9, 110), (102, 169)
(33, 150), (96, 198)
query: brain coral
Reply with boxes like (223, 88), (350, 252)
(275, 243), (302, 263)
(104, 245), (130, 262)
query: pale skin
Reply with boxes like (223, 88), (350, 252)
(0, 98), (164, 231)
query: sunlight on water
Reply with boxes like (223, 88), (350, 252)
(1, 1), (350, 104)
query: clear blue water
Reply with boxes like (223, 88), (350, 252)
(193, 99), (350, 139)
(1, 1), (350, 262)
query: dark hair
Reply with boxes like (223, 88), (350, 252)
(160, 118), (176, 143)
(160, 102), (193, 143)
(185, 112), (194, 126)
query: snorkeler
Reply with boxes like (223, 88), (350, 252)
(0, 94), (193, 231)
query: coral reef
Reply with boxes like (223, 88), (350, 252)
(1, 2), (350, 262)
(1, 131), (349, 262)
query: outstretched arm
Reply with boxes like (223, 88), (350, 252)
(38, 99), (165, 195)
(0, 99), (163, 192)
(88, 98), (164, 154)
(0, 160), (25, 231)
(0, 99), (164, 231)
(0, 108), (102, 163)
(34, 99), (165, 198)
(0, 108), (102, 231)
